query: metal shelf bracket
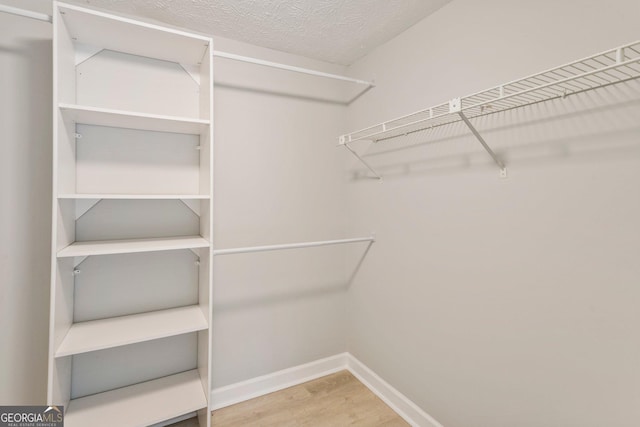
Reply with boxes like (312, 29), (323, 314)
(450, 98), (507, 178)
(343, 143), (382, 181)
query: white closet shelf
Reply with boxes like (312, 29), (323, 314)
(57, 236), (210, 258)
(64, 369), (207, 427)
(340, 40), (640, 145)
(59, 104), (210, 134)
(55, 305), (208, 357)
(58, 3), (210, 65)
(58, 194), (210, 200)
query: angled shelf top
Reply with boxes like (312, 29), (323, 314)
(59, 104), (210, 134)
(55, 305), (208, 357)
(340, 40), (640, 145)
(57, 2), (211, 66)
(57, 236), (210, 258)
(58, 194), (210, 200)
(64, 369), (207, 427)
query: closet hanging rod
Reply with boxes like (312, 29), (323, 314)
(1, 5), (374, 88)
(0, 4), (51, 22)
(214, 235), (375, 256)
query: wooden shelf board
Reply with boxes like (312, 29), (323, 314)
(58, 194), (210, 200)
(57, 236), (210, 258)
(64, 369), (207, 427)
(59, 103), (209, 134)
(55, 305), (208, 357)
(58, 3), (210, 66)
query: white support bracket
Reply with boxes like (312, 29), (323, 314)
(180, 199), (201, 217)
(75, 43), (103, 66)
(73, 256), (88, 269)
(449, 98), (507, 178)
(448, 97), (462, 113)
(75, 199), (101, 220)
(343, 143), (382, 181)
(179, 63), (201, 85)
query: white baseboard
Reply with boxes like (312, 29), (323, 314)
(210, 352), (443, 427)
(211, 353), (349, 410)
(346, 354), (444, 427)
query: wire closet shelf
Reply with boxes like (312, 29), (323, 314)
(339, 40), (640, 166)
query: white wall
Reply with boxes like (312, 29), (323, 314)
(344, 1), (640, 427)
(211, 37), (350, 388)
(0, 3), (350, 401)
(0, 1), (52, 404)
(4, 2), (638, 423)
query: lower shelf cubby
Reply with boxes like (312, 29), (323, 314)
(65, 369), (207, 427)
(49, 246), (212, 424)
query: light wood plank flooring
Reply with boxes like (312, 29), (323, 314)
(171, 370), (409, 426)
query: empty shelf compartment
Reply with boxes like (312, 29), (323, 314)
(64, 369), (207, 427)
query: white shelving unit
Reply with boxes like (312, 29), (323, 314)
(48, 3), (213, 426)
(340, 40), (640, 178)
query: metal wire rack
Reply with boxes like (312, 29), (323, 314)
(339, 40), (640, 179)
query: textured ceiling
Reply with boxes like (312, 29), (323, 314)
(70, 0), (450, 65)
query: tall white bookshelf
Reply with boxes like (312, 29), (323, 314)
(48, 3), (213, 426)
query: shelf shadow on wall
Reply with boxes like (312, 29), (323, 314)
(346, 82), (640, 180)
(351, 127), (640, 181)
(212, 282), (347, 313)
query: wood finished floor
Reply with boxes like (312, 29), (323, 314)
(171, 370), (409, 426)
